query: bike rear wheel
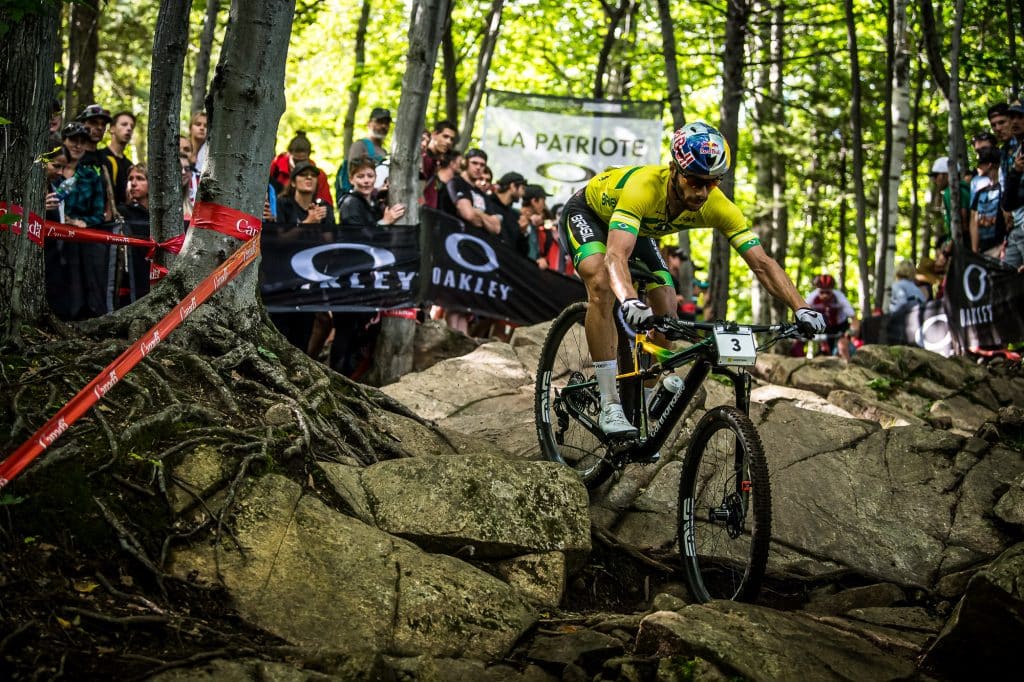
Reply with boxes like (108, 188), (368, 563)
(535, 302), (616, 489)
(677, 405), (771, 602)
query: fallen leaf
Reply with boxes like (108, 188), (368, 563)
(73, 579), (99, 593)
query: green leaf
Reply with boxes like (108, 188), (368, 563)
(0, 116), (11, 125)
(0, 494), (26, 506)
(0, 213), (21, 226)
(257, 346), (279, 361)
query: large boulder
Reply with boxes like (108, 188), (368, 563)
(171, 474), (536, 660)
(318, 456), (591, 567)
(635, 601), (917, 681)
(382, 341), (538, 457)
(923, 542), (1024, 678)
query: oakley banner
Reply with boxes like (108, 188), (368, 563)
(860, 300), (955, 357)
(261, 223), (420, 312)
(480, 90), (664, 206)
(420, 208), (586, 324)
(259, 215), (587, 325)
(944, 246), (1024, 350)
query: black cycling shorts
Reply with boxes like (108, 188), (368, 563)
(559, 190), (673, 289)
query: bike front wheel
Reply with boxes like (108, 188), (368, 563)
(535, 302), (615, 489)
(677, 405), (771, 602)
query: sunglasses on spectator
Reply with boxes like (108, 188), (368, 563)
(681, 174), (722, 190)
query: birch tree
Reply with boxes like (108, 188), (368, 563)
(876, 0), (910, 311)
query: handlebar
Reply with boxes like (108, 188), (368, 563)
(643, 313), (802, 333)
(639, 316), (806, 344)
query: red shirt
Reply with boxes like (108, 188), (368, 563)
(269, 153), (333, 207)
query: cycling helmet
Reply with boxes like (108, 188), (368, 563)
(670, 122), (731, 178)
(813, 273), (835, 290)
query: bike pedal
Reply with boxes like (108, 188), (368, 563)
(607, 434), (639, 453)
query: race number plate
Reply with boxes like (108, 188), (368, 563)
(713, 325), (757, 365)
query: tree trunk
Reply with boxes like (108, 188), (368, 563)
(769, 1), (789, 324)
(839, 140), (849, 288)
(750, 1), (774, 325)
(459, 0), (505, 146)
(709, 0), (749, 322)
(919, 0), (951, 99)
(341, 0), (372, 157)
(148, 0), (193, 247)
(65, 0), (100, 118)
(441, 19), (459, 128)
(1008, 0), (1021, 93)
(190, 0), (221, 114)
(947, 0), (967, 245)
(656, 0), (691, 304)
(0, 5), (59, 342)
(876, 0), (910, 311)
(910, 55), (925, 262)
(594, 0), (630, 99)
(368, 0), (451, 386)
(845, 0), (871, 318)
(165, 0), (294, 334)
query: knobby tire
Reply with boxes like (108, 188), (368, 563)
(677, 405), (771, 602)
(535, 302), (616, 489)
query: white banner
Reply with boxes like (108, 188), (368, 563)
(480, 106), (664, 206)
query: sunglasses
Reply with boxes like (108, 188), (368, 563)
(681, 174), (722, 190)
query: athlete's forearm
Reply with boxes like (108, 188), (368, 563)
(744, 248), (805, 311)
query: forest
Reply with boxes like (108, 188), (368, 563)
(1, 1), (1024, 678)
(7, 0), (1022, 320)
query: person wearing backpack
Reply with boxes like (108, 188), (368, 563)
(335, 107), (392, 204)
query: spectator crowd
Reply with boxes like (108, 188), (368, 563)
(38, 102), (580, 379)
(40, 94), (1024, 377)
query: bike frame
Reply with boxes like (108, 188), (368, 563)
(620, 331), (752, 461)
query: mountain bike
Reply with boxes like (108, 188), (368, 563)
(534, 284), (802, 602)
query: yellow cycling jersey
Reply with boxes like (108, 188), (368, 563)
(583, 165), (760, 253)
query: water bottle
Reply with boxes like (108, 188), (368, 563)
(54, 174), (77, 202)
(648, 374), (684, 419)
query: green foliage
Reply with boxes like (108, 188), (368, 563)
(0, 212), (21, 226)
(866, 376), (901, 399)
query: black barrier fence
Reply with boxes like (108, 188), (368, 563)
(860, 245), (1024, 355)
(260, 208), (586, 325)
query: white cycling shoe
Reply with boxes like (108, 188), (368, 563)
(599, 402), (638, 438)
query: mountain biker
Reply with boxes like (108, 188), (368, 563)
(559, 121), (826, 437)
(804, 273), (856, 360)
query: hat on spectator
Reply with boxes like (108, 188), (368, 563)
(1008, 102), (1024, 116)
(523, 184), (551, 201)
(370, 107), (392, 122)
(290, 160), (318, 179)
(977, 147), (1002, 165)
(76, 104), (112, 123)
(497, 171), (526, 187)
(61, 122), (90, 140)
(930, 157), (949, 175)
